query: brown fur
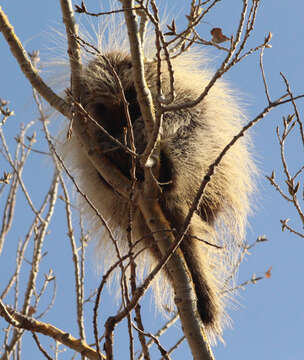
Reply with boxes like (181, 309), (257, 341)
(60, 49), (256, 341)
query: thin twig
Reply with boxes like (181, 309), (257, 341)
(32, 333), (53, 360)
(259, 47), (271, 103)
(137, 313), (179, 360)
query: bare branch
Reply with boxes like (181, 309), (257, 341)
(0, 7), (69, 116)
(0, 302), (104, 360)
(121, 0), (155, 137)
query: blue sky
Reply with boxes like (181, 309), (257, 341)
(0, 1), (304, 359)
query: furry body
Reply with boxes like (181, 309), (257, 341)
(62, 49), (255, 339)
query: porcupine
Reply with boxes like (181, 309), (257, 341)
(61, 39), (256, 340)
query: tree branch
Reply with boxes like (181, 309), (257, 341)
(0, 300), (105, 360)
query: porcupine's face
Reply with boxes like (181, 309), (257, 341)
(80, 51), (174, 186)
(80, 52), (146, 180)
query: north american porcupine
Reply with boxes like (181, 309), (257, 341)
(60, 35), (256, 340)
